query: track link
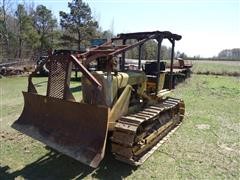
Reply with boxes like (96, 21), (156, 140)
(111, 97), (185, 165)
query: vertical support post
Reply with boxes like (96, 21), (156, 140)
(106, 57), (113, 107)
(156, 37), (163, 95)
(169, 39), (175, 90)
(121, 39), (126, 71)
(138, 43), (142, 70)
(63, 60), (73, 100)
(75, 70), (77, 79)
(46, 56), (52, 97)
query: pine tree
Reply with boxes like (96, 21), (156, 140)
(59, 0), (98, 50)
(33, 5), (57, 52)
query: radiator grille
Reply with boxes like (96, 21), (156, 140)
(47, 59), (68, 99)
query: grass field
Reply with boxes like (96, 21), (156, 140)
(191, 60), (240, 76)
(0, 61), (240, 179)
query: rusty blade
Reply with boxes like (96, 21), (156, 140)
(12, 92), (109, 168)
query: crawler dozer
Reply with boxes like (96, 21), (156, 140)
(12, 31), (185, 168)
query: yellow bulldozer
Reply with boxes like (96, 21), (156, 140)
(12, 31), (185, 168)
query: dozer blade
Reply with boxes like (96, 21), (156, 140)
(12, 92), (109, 168)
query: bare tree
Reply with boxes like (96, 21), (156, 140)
(0, 0), (15, 57)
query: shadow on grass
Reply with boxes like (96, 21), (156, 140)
(0, 143), (136, 179)
(70, 85), (82, 93)
(71, 77), (81, 82)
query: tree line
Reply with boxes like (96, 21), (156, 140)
(0, 0), (109, 60)
(0, 0), (188, 61)
(217, 48), (240, 60)
(1, 0), (238, 61)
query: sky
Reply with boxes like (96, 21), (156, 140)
(19, 0), (239, 57)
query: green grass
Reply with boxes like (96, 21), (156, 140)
(168, 75), (240, 179)
(0, 68), (240, 179)
(0, 76), (81, 132)
(191, 60), (240, 76)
